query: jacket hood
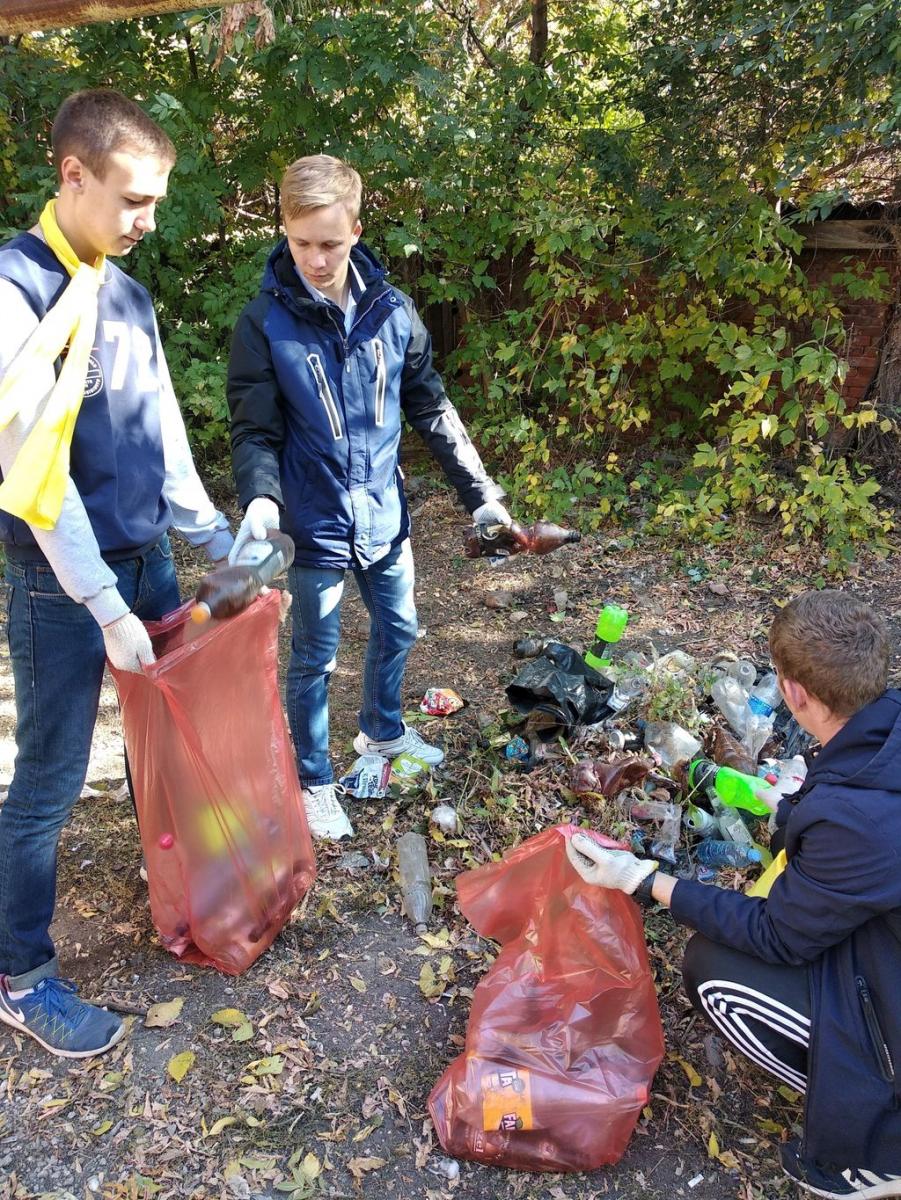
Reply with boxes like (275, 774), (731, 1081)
(805, 688), (901, 793)
(261, 239), (388, 299)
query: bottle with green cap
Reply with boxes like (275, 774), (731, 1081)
(584, 604), (629, 671)
(688, 758), (774, 818)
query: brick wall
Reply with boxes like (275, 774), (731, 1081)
(797, 243), (900, 409)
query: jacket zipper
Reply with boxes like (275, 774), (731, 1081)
(306, 353), (343, 441)
(372, 339), (386, 427)
(856, 976), (896, 1084)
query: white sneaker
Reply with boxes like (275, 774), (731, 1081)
(353, 722), (445, 767)
(302, 783), (354, 840)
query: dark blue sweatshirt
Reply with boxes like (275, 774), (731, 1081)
(672, 690), (901, 1172)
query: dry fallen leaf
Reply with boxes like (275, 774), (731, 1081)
(144, 997), (184, 1029)
(211, 1008), (249, 1028)
(418, 963), (443, 999)
(167, 1050), (195, 1083)
(346, 1156), (387, 1183)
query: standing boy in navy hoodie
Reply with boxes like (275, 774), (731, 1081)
(228, 155), (514, 840)
(567, 590), (901, 1199)
(0, 90), (233, 1058)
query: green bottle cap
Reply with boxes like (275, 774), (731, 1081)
(594, 604), (628, 643)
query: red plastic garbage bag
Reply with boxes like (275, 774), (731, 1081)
(110, 590), (316, 975)
(428, 825), (664, 1172)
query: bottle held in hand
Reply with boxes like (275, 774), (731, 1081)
(464, 519), (579, 560)
(191, 531), (295, 624)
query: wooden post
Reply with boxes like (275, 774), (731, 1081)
(0, 0), (240, 35)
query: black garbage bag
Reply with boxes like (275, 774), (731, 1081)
(505, 642), (614, 737)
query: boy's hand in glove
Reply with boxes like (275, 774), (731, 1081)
(565, 831), (658, 894)
(229, 496), (280, 564)
(102, 612), (155, 673)
(471, 500), (514, 527)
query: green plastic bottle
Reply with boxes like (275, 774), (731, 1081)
(688, 758), (773, 818)
(584, 604), (629, 670)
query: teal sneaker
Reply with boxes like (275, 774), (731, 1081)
(0, 975), (124, 1058)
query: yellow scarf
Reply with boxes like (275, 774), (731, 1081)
(0, 199), (105, 529)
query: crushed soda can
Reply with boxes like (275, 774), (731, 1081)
(420, 687), (465, 716)
(391, 752), (431, 782)
(339, 753), (392, 798)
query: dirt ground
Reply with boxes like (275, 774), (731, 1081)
(1, 462), (899, 1200)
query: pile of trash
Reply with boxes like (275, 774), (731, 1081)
(500, 605), (813, 884)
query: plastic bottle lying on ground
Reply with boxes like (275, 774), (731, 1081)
(584, 604), (629, 671)
(643, 721), (703, 768)
(397, 831), (432, 933)
(748, 671), (783, 719)
(694, 840), (762, 868)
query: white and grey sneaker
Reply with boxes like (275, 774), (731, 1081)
(302, 783), (354, 840)
(353, 721), (445, 767)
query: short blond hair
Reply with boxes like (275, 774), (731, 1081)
(279, 155), (362, 222)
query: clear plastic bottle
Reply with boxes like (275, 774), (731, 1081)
(748, 671), (782, 719)
(397, 832), (432, 933)
(717, 808), (756, 847)
(643, 721), (702, 768)
(711, 675), (751, 736)
(607, 671), (648, 713)
(695, 840), (762, 868)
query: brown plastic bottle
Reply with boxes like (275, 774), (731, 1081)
(523, 520), (581, 554)
(463, 521), (531, 559)
(192, 531), (295, 623)
(464, 520), (579, 559)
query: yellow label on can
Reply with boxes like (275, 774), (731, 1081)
(480, 1066), (534, 1132)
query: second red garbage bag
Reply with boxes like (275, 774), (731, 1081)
(428, 825), (664, 1172)
(110, 590), (316, 975)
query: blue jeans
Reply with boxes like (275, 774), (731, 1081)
(286, 538), (417, 786)
(0, 537), (180, 987)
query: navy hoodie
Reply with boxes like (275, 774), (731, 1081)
(672, 689), (901, 1172)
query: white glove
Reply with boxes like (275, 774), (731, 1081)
(229, 497), (280, 565)
(472, 500), (513, 527)
(565, 831), (658, 894)
(102, 613), (155, 673)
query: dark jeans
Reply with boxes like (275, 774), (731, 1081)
(0, 537), (179, 986)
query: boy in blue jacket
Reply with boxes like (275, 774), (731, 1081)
(567, 590), (901, 1199)
(227, 156), (514, 840)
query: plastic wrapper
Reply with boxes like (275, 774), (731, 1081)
(340, 753), (392, 798)
(420, 687), (465, 716)
(428, 826), (664, 1172)
(110, 591), (316, 975)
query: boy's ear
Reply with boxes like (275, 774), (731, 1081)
(352, 219), (362, 244)
(59, 155), (86, 191)
(780, 676), (808, 712)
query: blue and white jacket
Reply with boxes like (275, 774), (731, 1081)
(227, 240), (503, 569)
